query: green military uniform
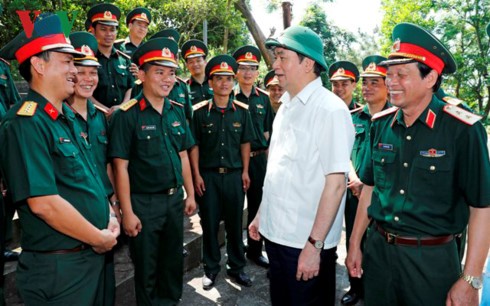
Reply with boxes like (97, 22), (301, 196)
(109, 38), (194, 305)
(359, 23), (490, 306)
(329, 60), (361, 110)
(69, 30), (115, 306)
(0, 58), (21, 114)
(87, 3), (135, 108)
(0, 15), (110, 305)
(181, 39), (213, 105)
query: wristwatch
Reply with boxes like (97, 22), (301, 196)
(308, 236), (324, 249)
(460, 274), (483, 290)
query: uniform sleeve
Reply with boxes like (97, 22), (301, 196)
(0, 118), (58, 202)
(359, 124), (375, 186)
(190, 110), (201, 145)
(457, 123), (490, 207)
(179, 108), (195, 151)
(107, 109), (134, 160)
(315, 107), (354, 176)
(263, 96), (274, 133)
(241, 109), (257, 143)
(183, 84), (193, 120)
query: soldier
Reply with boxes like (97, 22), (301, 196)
(109, 37), (196, 305)
(263, 70), (284, 114)
(66, 31), (118, 306)
(0, 14), (118, 304)
(346, 23), (490, 306)
(341, 55), (390, 306)
(190, 55), (256, 290)
(87, 3), (134, 114)
(329, 61), (361, 110)
(232, 45), (273, 269)
(249, 25), (354, 306)
(181, 39), (213, 105)
(115, 7), (151, 57)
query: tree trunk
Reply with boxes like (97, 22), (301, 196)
(282, 2), (292, 29)
(223, 0), (231, 53)
(234, 0), (273, 68)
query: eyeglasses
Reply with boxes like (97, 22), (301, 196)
(238, 66), (258, 72)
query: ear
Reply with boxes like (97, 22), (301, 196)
(30, 56), (44, 75)
(137, 67), (145, 82)
(424, 69), (438, 89)
(208, 77), (214, 90)
(303, 57), (315, 73)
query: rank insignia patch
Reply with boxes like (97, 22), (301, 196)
(378, 143), (393, 151)
(420, 148), (445, 157)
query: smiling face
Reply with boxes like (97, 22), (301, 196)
(139, 64), (176, 100)
(33, 52), (78, 101)
(129, 20), (149, 41)
(74, 66), (99, 99)
(208, 75), (234, 98)
(186, 56), (206, 78)
(331, 79), (357, 104)
(361, 77), (387, 105)
(236, 64), (259, 87)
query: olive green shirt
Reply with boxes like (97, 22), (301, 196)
(361, 96), (490, 236)
(69, 100), (113, 197)
(115, 37), (139, 57)
(233, 85), (274, 151)
(191, 97), (256, 169)
(187, 76), (213, 106)
(108, 94), (194, 194)
(0, 90), (109, 251)
(0, 59), (21, 115)
(94, 47), (134, 108)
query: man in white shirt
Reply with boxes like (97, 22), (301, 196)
(249, 26), (354, 306)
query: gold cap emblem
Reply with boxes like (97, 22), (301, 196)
(392, 38), (401, 52)
(220, 62), (229, 69)
(81, 45), (92, 55)
(162, 48), (171, 57)
(190, 45), (197, 52)
(366, 62), (377, 71)
(104, 11), (112, 19)
(245, 52), (253, 59)
(336, 68), (345, 75)
(140, 13), (147, 20)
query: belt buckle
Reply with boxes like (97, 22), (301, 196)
(386, 232), (397, 244)
(218, 168), (227, 174)
(167, 187), (177, 195)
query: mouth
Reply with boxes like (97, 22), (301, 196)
(67, 76), (75, 86)
(389, 90), (403, 96)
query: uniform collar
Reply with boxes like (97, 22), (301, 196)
(210, 96), (235, 112)
(361, 101), (391, 118)
(189, 75), (207, 86)
(96, 46), (118, 58)
(26, 89), (75, 121)
(233, 84), (259, 97)
(282, 77), (322, 107)
(392, 96), (442, 129)
(138, 95), (171, 112)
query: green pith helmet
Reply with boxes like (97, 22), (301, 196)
(132, 38), (179, 69)
(265, 25), (327, 71)
(233, 45), (261, 66)
(126, 7), (151, 26)
(360, 55), (387, 78)
(379, 23), (456, 75)
(205, 55), (238, 78)
(87, 3), (121, 28)
(69, 32), (100, 67)
(181, 39), (208, 60)
(328, 61), (359, 82)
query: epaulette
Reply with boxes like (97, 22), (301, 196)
(350, 106), (363, 114)
(442, 96), (463, 106)
(193, 100), (210, 111)
(116, 49), (131, 60)
(256, 87), (270, 96)
(176, 76), (187, 83)
(170, 99), (184, 108)
(371, 106), (399, 121)
(119, 99), (138, 111)
(0, 57), (10, 66)
(134, 79), (142, 85)
(233, 100), (249, 110)
(94, 103), (109, 114)
(16, 101), (38, 117)
(114, 38), (126, 45)
(443, 104), (482, 125)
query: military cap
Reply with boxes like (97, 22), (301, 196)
(264, 70), (279, 88)
(181, 39), (208, 60)
(265, 25), (327, 71)
(329, 61), (359, 82)
(132, 37), (179, 69)
(126, 7), (151, 26)
(233, 45), (261, 66)
(149, 28), (180, 43)
(360, 55), (387, 78)
(0, 14), (84, 65)
(69, 32), (100, 67)
(87, 3), (120, 27)
(205, 55), (237, 78)
(379, 23), (456, 75)
(85, 19), (94, 33)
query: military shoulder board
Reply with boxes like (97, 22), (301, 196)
(256, 87), (270, 96)
(443, 104), (481, 125)
(193, 100), (210, 111)
(442, 96), (463, 106)
(119, 99), (138, 111)
(17, 101), (38, 117)
(116, 49), (131, 60)
(233, 100), (249, 110)
(170, 99), (184, 108)
(93, 104), (109, 114)
(350, 106), (363, 114)
(134, 79), (142, 85)
(176, 76), (188, 83)
(371, 106), (398, 121)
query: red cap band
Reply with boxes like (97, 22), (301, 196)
(138, 49), (176, 66)
(91, 12), (118, 23)
(236, 53), (258, 64)
(331, 68), (356, 81)
(15, 33), (68, 64)
(209, 63), (234, 76)
(391, 42), (445, 74)
(184, 47), (205, 59)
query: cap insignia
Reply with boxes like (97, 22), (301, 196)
(220, 62), (229, 69)
(336, 68), (345, 75)
(245, 52), (253, 59)
(392, 38), (401, 52)
(141, 13), (147, 19)
(190, 45), (197, 52)
(162, 48), (171, 57)
(366, 62), (377, 72)
(81, 45), (91, 55)
(104, 11), (112, 19)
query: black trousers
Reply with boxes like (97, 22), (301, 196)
(246, 153), (267, 257)
(265, 238), (337, 306)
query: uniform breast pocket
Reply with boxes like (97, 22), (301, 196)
(228, 123), (243, 145)
(54, 142), (84, 182)
(136, 132), (162, 157)
(411, 157), (452, 197)
(372, 149), (396, 189)
(97, 135), (108, 145)
(201, 122), (217, 136)
(114, 64), (128, 87)
(352, 127), (365, 151)
(255, 105), (265, 116)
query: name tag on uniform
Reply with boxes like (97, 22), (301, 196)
(232, 122), (242, 128)
(420, 148), (445, 157)
(0, 74), (7, 80)
(118, 65), (127, 69)
(59, 137), (71, 143)
(172, 121), (181, 127)
(179, 93), (185, 98)
(141, 125), (156, 131)
(257, 104), (264, 109)
(378, 143), (393, 151)
(203, 123), (213, 128)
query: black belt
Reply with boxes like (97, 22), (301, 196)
(163, 187), (179, 195)
(250, 150), (266, 157)
(208, 167), (240, 174)
(375, 223), (454, 246)
(24, 244), (89, 255)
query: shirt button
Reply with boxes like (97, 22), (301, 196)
(381, 158), (385, 163)
(164, 133), (167, 136)
(406, 135), (412, 141)
(114, 98), (117, 102)
(222, 129), (225, 132)
(177, 132), (181, 135)
(147, 136), (150, 139)
(394, 216), (400, 222)
(221, 143), (224, 146)
(221, 156), (224, 159)
(403, 162), (408, 168)
(111, 85), (115, 88)
(400, 189), (405, 195)
(430, 165), (436, 171)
